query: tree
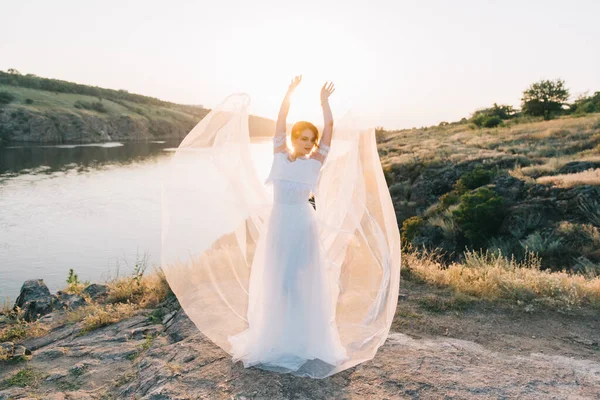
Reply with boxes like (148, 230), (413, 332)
(470, 103), (516, 127)
(7, 68), (21, 75)
(521, 79), (570, 120)
(572, 91), (600, 114)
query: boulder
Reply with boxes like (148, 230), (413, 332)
(13, 279), (59, 322)
(55, 291), (87, 310)
(14, 279), (51, 308)
(82, 283), (109, 301)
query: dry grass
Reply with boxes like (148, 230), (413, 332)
(66, 301), (139, 334)
(537, 168), (600, 187)
(518, 156), (571, 178)
(0, 347), (9, 361)
(402, 244), (600, 310)
(0, 306), (51, 343)
(0, 260), (173, 342)
(1, 298), (12, 315)
(64, 266), (173, 333)
(379, 114), (600, 175)
(106, 267), (172, 308)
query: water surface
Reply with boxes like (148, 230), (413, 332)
(0, 139), (272, 303)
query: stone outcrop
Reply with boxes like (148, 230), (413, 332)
(1, 290), (599, 399)
(11, 279), (95, 322)
(1, 279), (599, 398)
(81, 284), (108, 302)
(0, 107), (196, 143)
(13, 279), (60, 322)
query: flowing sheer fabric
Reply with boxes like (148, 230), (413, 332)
(160, 92), (402, 378)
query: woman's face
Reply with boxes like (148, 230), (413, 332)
(292, 128), (317, 156)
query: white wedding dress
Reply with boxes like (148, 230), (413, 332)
(227, 148), (350, 372)
(160, 93), (402, 379)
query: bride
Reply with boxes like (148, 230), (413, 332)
(160, 75), (402, 379)
(227, 75), (350, 372)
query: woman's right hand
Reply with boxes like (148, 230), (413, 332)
(288, 75), (302, 92)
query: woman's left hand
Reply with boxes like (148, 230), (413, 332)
(321, 81), (335, 103)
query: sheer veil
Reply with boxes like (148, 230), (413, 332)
(160, 92), (402, 378)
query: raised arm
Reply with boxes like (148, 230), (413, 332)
(274, 75), (302, 154)
(311, 81), (335, 163)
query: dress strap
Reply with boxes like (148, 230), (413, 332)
(317, 143), (330, 157)
(273, 135), (286, 148)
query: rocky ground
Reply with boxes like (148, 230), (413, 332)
(1, 279), (599, 399)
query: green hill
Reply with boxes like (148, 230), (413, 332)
(0, 71), (276, 144)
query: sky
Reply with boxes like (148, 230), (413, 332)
(1, 0), (599, 130)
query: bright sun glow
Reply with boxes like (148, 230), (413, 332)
(219, 18), (375, 130)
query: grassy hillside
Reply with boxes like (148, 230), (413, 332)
(379, 113), (600, 276)
(0, 72), (276, 144)
(0, 83), (206, 121)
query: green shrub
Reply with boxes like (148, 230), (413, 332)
(66, 268), (88, 293)
(471, 103), (515, 127)
(572, 91), (600, 115)
(383, 165), (395, 186)
(389, 182), (409, 200)
(454, 166), (495, 194)
(471, 113), (487, 128)
(74, 100), (106, 113)
(440, 191), (460, 207)
(401, 216), (425, 243)
(483, 116), (502, 128)
(452, 187), (505, 246)
(0, 91), (15, 105)
(24, 98), (34, 104)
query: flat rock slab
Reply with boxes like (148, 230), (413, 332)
(114, 325), (600, 399)
(1, 308), (598, 399)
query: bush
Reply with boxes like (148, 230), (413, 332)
(471, 103), (516, 127)
(24, 98), (34, 104)
(572, 91), (600, 115)
(454, 166), (495, 194)
(452, 187), (505, 246)
(401, 216), (425, 243)
(389, 182), (409, 200)
(471, 113), (487, 128)
(66, 268), (89, 294)
(74, 100), (107, 113)
(382, 165), (395, 186)
(440, 191), (460, 207)
(483, 116), (502, 128)
(0, 91), (16, 105)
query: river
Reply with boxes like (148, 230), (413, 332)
(0, 138), (273, 303)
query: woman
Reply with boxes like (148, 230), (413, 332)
(160, 76), (401, 379)
(226, 75), (350, 373)
(273, 75), (333, 164)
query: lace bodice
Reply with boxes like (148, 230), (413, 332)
(265, 152), (322, 204)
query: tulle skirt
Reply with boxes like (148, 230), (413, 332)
(227, 200), (349, 375)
